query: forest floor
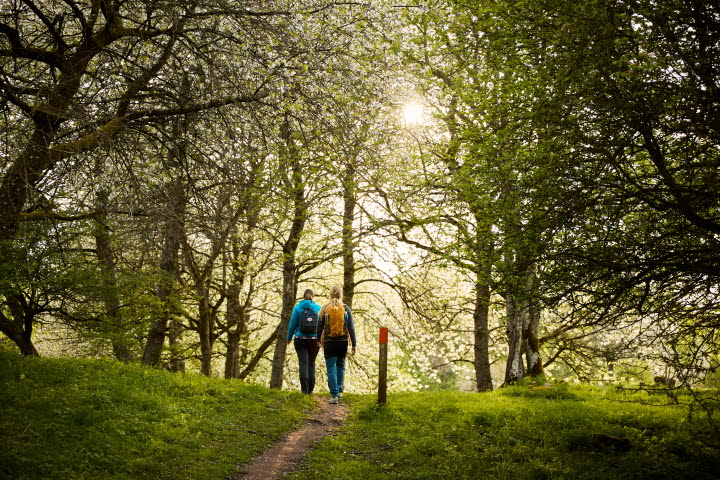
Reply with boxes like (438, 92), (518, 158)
(228, 396), (349, 480)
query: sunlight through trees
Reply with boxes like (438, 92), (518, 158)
(0, 0), (718, 402)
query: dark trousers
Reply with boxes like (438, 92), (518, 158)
(294, 338), (320, 394)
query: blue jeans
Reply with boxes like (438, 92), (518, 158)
(324, 341), (348, 397)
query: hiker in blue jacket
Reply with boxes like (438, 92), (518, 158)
(287, 289), (322, 394)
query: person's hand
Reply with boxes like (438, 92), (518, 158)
(351, 346), (356, 356)
(287, 339), (292, 345)
(318, 341), (323, 348)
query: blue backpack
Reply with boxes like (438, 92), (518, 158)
(299, 306), (318, 335)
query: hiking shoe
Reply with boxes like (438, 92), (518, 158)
(329, 396), (339, 404)
(338, 392), (344, 398)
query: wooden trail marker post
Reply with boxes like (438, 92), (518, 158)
(378, 327), (388, 405)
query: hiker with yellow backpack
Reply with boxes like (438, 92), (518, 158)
(317, 285), (357, 404)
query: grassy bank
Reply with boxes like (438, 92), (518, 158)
(0, 350), (314, 480)
(4, 350), (720, 480)
(291, 384), (720, 480)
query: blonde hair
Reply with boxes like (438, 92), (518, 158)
(328, 285), (342, 304)
(320, 285), (343, 316)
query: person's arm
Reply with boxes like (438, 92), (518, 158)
(345, 305), (357, 354)
(287, 305), (299, 342)
(316, 306), (326, 347)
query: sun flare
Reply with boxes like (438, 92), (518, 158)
(402, 101), (423, 126)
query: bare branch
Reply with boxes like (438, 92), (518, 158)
(21, 0), (68, 50)
(0, 23), (63, 67)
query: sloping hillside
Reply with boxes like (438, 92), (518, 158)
(0, 350), (314, 480)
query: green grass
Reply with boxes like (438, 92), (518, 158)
(290, 383), (720, 480)
(0, 350), (315, 480)
(4, 351), (720, 480)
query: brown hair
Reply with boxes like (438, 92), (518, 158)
(303, 289), (314, 300)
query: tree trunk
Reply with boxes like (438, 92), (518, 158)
(224, 282), (251, 379)
(4, 329), (39, 356)
(0, 297), (39, 356)
(523, 308), (543, 377)
(342, 163), (357, 308)
(225, 331), (242, 379)
(0, 127), (62, 355)
(94, 181), (134, 363)
(182, 235), (220, 377)
(269, 115), (307, 389)
(269, 262), (300, 388)
(224, 211), (257, 379)
(198, 289), (214, 376)
(224, 281), (243, 379)
(240, 326), (280, 380)
(469, 212), (495, 391)
(473, 274), (494, 391)
(168, 318), (186, 373)
(504, 293), (526, 384)
(504, 261), (544, 384)
(522, 267), (543, 377)
(142, 176), (186, 366)
(142, 93), (188, 367)
(0, 50), (96, 244)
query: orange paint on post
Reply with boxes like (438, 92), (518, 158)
(379, 327), (388, 344)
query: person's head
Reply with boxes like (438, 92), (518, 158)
(303, 288), (314, 300)
(330, 285), (342, 300)
(327, 285), (342, 306)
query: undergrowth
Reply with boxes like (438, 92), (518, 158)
(0, 350), (314, 480)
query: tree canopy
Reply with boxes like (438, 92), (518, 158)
(1, 0), (718, 394)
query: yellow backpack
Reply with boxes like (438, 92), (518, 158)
(326, 304), (347, 338)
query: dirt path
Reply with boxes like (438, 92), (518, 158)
(228, 397), (349, 480)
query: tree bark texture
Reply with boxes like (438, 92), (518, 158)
(224, 204), (259, 378)
(269, 115), (307, 389)
(473, 277), (494, 392)
(471, 214), (495, 391)
(269, 256), (301, 388)
(168, 318), (186, 373)
(524, 269), (544, 377)
(0, 295), (39, 356)
(93, 181), (134, 363)
(142, 176), (186, 366)
(224, 281), (244, 379)
(342, 163), (357, 309)
(197, 290), (215, 377)
(142, 77), (190, 367)
(504, 293), (526, 383)
(504, 266), (544, 383)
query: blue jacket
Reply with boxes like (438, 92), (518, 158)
(287, 299), (321, 340)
